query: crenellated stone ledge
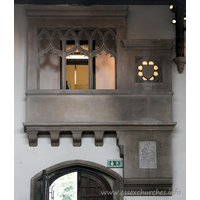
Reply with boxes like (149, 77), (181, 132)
(23, 122), (176, 147)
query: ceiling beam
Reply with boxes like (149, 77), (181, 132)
(14, 0), (175, 6)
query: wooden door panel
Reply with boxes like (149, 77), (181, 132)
(79, 171), (109, 200)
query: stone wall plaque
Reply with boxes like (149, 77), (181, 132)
(139, 141), (157, 169)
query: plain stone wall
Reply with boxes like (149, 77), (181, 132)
(126, 5), (175, 39)
(14, 5), (185, 200)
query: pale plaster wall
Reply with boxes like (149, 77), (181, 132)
(14, 5), (185, 200)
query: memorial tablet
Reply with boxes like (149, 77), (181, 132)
(139, 141), (157, 169)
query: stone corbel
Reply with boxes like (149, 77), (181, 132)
(27, 131), (38, 147)
(94, 131), (104, 146)
(72, 131), (82, 147)
(116, 131), (124, 158)
(174, 57), (186, 74)
(118, 145), (124, 158)
(50, 131), (60, 146)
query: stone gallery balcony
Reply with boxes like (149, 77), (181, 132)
(23, 89), (176, 147)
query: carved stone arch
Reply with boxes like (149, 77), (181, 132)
(97, 27), (116, 41)
(38, 29), (51, 53)
(104, 28), (117, 41)
(50, 29), (63, 52)
(46, 27), (57, 35)
(65, 29), (77, 40)
(69, 26), (84, 34)
(51, 29), (63, 39)
(38, 29), (63, 57)
(65, 28), (82, 53)
(31, 160), (123, 200)
(37, 44), (52, 58)
(37, 49), (63, 89)
(37, 45), (63, 58)
(99, 27), (116, 35)
(92, 47), (117, 59)
(65, 41), (78, 54)
(65, 26), (84, 40)
(91, 29), (104, 52)
(104, 30), (117, 53)
(91, 27), (116, 58)
(38, 29), (51, 40)
(78, 29), (90, 52)
(97, 27), (113, 36)
(77, 28), (90, 39)
(65, 46), (90, 59)
(77, 45), (90, 57)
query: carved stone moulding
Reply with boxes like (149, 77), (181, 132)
(174, 56), (186, 74)
(23, 122), (176, 147)
(25, 5), (128, 19)
(123, 178), (173, 196)
(121, 39), (174, 52)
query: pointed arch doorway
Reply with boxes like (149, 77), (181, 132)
(49, 168), (112, 200)
(31, 160), (122, 200)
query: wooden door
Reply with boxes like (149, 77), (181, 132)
(78, 170), (111, 200)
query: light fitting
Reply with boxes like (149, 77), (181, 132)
(171, 19), (176, 24)
(66, 55), (89, 59)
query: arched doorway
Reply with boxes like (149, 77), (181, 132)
(31, 160), (122, 200)
(49, 168), (112, 200)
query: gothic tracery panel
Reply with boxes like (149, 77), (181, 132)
(37, 27), (117, 89)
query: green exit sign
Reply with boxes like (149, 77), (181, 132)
(107, 160), (123, 168)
